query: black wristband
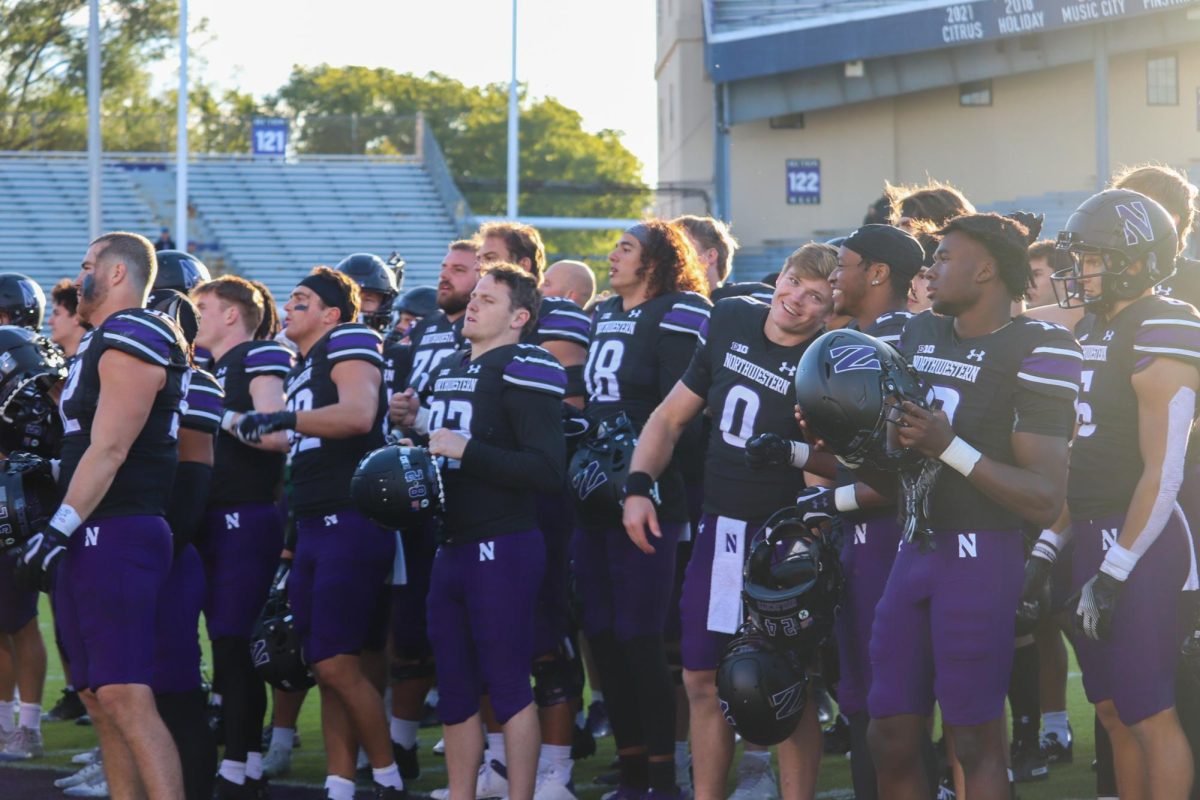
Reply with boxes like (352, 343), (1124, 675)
(624, 471), (655, 498)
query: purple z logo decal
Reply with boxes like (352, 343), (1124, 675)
(1114, 201), (1155, 246)
(829, 344), (881, 374)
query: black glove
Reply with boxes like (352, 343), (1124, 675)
(15, 522), (70, 592)
(269, 557), (293, 602)
(1073, 571), (1123, 642)
(235, 411), (297, 444)
(562, 404), (592, 451)
(745, 433), (801, 469)
(1016, 542), (1057, 635)
(1006, 210), (1045, 242)
(4, 452), (54, 481)
(794, 485), (837, 529)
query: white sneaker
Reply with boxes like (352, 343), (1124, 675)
(262, 743), (293, 778)
(534, 763), (577, 800)
(72, 746), (102, 765)
(63, 767), (110, 797)
(0, 725), (42, 759)
(56, 761), (105, 789)
(727, 762), (780, 800)
(431, 759), (509, 800)
(433, 737), (446, 755)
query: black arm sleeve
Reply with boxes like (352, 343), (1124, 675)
(168, 461), (213, 556)
(660, 332), (707, 480)
(460, 389), (566, 494)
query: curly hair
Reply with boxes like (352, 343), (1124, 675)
(938, 213), (1032, 301)
(886, 180), (976, 227)
(629, 219), (710, 299)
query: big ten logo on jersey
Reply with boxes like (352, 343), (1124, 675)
(1101, 528), (1119, 551)
(731, 342), (749, 354)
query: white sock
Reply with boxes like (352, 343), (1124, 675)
(591, 690), (604, 704)
(1042, 711), (1070, 739)
(18, 703), (40, 731)
(390, 716), (419, 749)
(740, 749), (771, 772)
(486, 732), (506, 766)
(271, 726), (296, 752)
(426, 687), (439, 706)
(324, 775), (356, 800)
(1007, 768), (1015, 784)
(219, 760), (247, 785)
(211, 693), (223, 706)
(246, 752), (263, 781)
(674, 740), (690, 764)
(373, 764), (403, 789)
(538, 743), (573, 778)
(0, 701), (15, 734)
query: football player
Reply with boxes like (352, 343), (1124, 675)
(543, 261), (597, 310)
(572, 220), (710, 800)
(1029, 190), (1198, 800)
(624, 242), (838, 800)
(226, 267), (403, 800)
(193, 275), (293, 798)
(49, 278), (89, 359)
(422, 264), (567, 800)
(26, 233), (191, 797)
(861, 214), (1080, 800)
(475, 221), (591, 799)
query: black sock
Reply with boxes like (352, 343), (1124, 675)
(1007, 641), (1041, 743)
(619, 753), (649, 790)
(156, 689), (216, 800)
(648, 759), (676, 793)
(213, 636), (261, 761)
(1095, 712), (1117, 797)
(587, 631), (644, 750)
(619, 634), (676, 759)
(848, 712), (878, 800)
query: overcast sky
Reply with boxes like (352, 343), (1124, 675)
(171, 0), (660, 182)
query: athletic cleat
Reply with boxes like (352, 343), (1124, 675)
(433, 737), (445, 756)
(72, 746), (102, 765)
(393, 741), (420, 781)
(1040, 727), (1073, 764)
(56, 760), (105, 789)
(534, 763), (579, 800)
(586, 700), (612, 738)
(431, 759), (509, 800)
(1010, 736), (1049, 782)
(0, 726), (43, 760)
(262, 744), (293, 779)
(43, 688), (88, 721)
(728, 761), (779, 800)
(214, 775), (258, 799)
(246, 776), (272, 800)
(63, 768), (111, 797)
(571, 720), (596, 760)
(373, 783), (408, 799)
(822, 713), (852, 756)
(74, 713), (92, 726)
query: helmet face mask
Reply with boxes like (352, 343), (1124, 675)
(0, 274), (46, 330)
(716, 622), (809, 746)
(337, 253), (401, 333)
(250, 596), (315, 692)
(567, 413), (654, 517)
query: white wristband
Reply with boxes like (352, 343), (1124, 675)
(414, 406), (431, 436)
(1100, 542), (1140, 582)
(789, 441), (811, 469)
(834, 484), (859, 513)
(1031, 539), (1058, 564)
(50, 504), (82, 537)
(939, 436), (982, 477)
(221, 410), (239, 433)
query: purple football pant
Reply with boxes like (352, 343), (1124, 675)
(57, 515), (173, 690)
(680, 514), (764, 671)
(534, 491), (574, 656)
(391, 519), (438, 660)
(0, 552), (37, 634)
(1069, 510), (1194, 725)
(427, 529), (545, 725)
(152, 544), (206, 694)
(867, 528), (1023, 727)
(288, 509), (395, 665)
(199, 502), (284, 639)
(571, 523), (683, 642)
(835, 515), (902, 716)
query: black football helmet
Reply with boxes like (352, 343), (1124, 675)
(743, 506), (844, 659)
(250, 594), (315, 691)
(793, 328), (928, 469)
(716, 622), (810, 746)
(394, 286), (438, 322)
(0, 452), (56, 553)
(567, 413), (651, 519)
(351, 445), (445, 529)
(0, 326), (67, 457)
(1052, 189), (1178, 309)
(153, 250), (211, 295)
(0, 274), (46, 330)
(337, 253), (400, 332)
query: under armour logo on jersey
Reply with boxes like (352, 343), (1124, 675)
(779, 362), (797, 377)
(958, 533), (977, 558)
(770, 681), (806, 720)
(225, 513), (240, 530)
(966, 349), (985, 362)
(479, 541), (495, 561)
(1115, 201), (1155, 245)
(324, 514), (338, 527)
(829, 344), (881, 374)
(84, 527), (100, 547)
(571, 460), (608, 500)
(1101, 528), (1119, 551)
(1103, 331), (1115, 342)
(628, 309), (642, 318)
(468, 364), (481, 374)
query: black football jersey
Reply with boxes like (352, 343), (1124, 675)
(286, 323), (388, 517)
(181, 367), (223, 436)
(529, 295), (592, 349)
(405, 311), (467, 396)
(210, 340), (294, 507)
(1069, 296), (1200, 518)
(1155, 257), (1200, 308)
(898, 312), (1081, 530)
(582, 291), (711, 526)
(58, 308), (190, 518)
(430, 343), (567, 543)
(681, 297), (813, 519)
(383, 340), (414, 402)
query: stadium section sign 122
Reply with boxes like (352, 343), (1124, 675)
(786, 160), (821, 206)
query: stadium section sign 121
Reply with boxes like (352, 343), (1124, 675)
(786, 160), (821, 206)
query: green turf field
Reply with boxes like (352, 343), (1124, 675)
(25, 595), (1102, 798)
